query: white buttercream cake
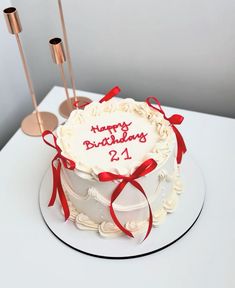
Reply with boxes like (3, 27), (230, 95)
(54, 98), (184, 238)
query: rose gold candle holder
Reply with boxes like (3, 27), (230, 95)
(49, 37), (75, 118)
(3, 7), (58, 136)
(57, 0), (92, 108)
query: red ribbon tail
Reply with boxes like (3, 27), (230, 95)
(73, 100), (90, 109)
(110, 205), (134, 238)
(57, 162), (70, 221)
(48, 160), (70, 221)
(99, 86), (121, 103)
(99, 159), (157, 240)
(143, 205), (153, 241)
(173, 126), (187, 164)
(48, 163), (58, 207)
(110, 181), (134, 238)
(131, 180), (153, 241)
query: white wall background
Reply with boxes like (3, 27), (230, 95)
(1, 0), (235, 148)
(0, 0), (31, 148)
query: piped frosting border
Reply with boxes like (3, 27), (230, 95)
(61, 166), (183, 238)
(56, 98), (175, 178)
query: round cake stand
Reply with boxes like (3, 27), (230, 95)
(39, 154), (205, 259)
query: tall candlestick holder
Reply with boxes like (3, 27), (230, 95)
(49, 37), (74, 118)
(57, 0), (92, 109)
(3, 7), (58, 136)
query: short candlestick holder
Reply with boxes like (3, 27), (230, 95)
(49, 37), (76, 118)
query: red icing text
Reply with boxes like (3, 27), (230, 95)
(91, 122), (132, 135)
(109, 148), (132, 162)
(83, 131), (147, 150)
(109, 150), (120, 162)
(121, 147), (132, 160)
(83, 121), (148, 163)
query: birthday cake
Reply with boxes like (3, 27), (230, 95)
(43, 90), (186, 240)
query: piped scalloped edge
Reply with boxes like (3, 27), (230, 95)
(61, 169), (183, 238)
(56, 98), (176, 179)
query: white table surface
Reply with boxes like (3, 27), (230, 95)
(0, 86), (234, 288)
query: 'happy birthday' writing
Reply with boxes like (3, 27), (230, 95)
(91, 122), (132, 134)
(83, 121), (148, 151)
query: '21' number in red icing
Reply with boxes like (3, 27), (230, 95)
(109, 148), (132, 162)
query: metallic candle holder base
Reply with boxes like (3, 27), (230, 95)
(21, 112), (58, 136)
(59, 96), (92, 118)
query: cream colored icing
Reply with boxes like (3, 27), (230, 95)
(61, 201), (77, 222)
(56, 99), (175, 178)
(61, 171), (183, 238)
(153, 207), (167, 227)
(163, 192), (178, 213)
(174, 179), (183, 194)
(75, 213), (99, 231)
(56, 97), (184, 238)
(125, 220), (148, 233)
(98, 222), (123, 238)
(61, 169), (174, 211)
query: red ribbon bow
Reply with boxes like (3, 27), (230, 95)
(98, 158), (157, 240)
(146, 97), (187, 164)
(73, 86), (121, 108)
(99, 86), (121, 103)
(73, 100), (90, 109)
(42, 130), (76, 220)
